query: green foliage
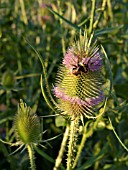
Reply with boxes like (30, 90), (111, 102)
(0, 0), (128, 170)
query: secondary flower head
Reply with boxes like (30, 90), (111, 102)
(54, 34), (105, 119)
(2, 69), (16, 90)
(14, 99), (40, 144)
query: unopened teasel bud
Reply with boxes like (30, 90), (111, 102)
(2, 69), (16, 89)
(14, 99), (40, 144)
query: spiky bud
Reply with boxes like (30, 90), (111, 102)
(14, 99), (40, 144)
(2, 69), (16, 89)
(53, 35), (105, 118)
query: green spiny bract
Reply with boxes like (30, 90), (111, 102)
(14, 99), (40, 144)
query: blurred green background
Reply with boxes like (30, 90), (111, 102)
(0, 0), (128, 170)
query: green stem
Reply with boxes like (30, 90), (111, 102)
(27, 144), (36, 170)
(107, 0), (113, 22)
(6, 90), (11, 141)
(89, 0), (96, 34)
(67, 117), (79, 170)
(19, 0), (28, 25)
(54, 124), (70, 170)
(73, 118), (103, 168)
(72, 121), (90, 169)
(16, 73), (40, 79)
(6, 90), (11, 107)
(57, 0), (66, 55)
(93, 0), (107, 29)
(109, 117), (128, 152)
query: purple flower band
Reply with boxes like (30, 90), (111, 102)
(53, 87), (104, 107)
(63, 47), (102, 73)
(88, 52), (102, 71)
(63, 47), (79, 71)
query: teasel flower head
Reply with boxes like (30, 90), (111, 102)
(53, 33), (105, 119)
(0, 99), (61, 170)
(14, 99), (40, 144)
(2, 69), (16, 90)
(0, 100), (41, 170)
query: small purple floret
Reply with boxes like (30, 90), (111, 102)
(85, 92), (104, 106)
(81, 57), (90, 65)
(63, 46), (102, 73)
(63, 47), (78, 70)
(88, 52), (102, 71)
(53, 87), (104, 107)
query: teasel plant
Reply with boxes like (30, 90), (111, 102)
(0, 99), (59, 170)
(27, 31), (111, 170)
(52, 31), (128, 169)
(0, 99), (39, 170)
(26, 28), (128, 170)
(12, 2), (127, 169)
(53, 32), (110, 170)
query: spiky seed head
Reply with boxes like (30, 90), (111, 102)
(53, 34), (105, 119)
(14, 99), (40, 144)
(2, 69), (16, 89)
